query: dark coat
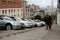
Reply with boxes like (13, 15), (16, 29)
(44, 15), (53, 25)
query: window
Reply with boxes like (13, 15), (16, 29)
(17, 2), (19, 4)
(8, 1), (12, 5)
(14, 10), (15, 13)
(0, 18), (3, 20)
(26, 8), (27, 12)
(22, 1), (27, 7)
(13, 2), (16, 4)
(11, 15), (13, 17)
(28, 8), (29, 12)
(3, 17), (12, 20)
(2, 10), (4, 14)
(17, 9), (19, 12)
(21, 14), (22, 16)
(11, 10), (13, 13)
(31, 14), (33, 16)
(21, 18), (27, 21)
(16, 17), (21, 21)
(18, 14), (19, 17)
(1, 1), (6, 6)
(9, 10), (10, 13)
(26, 8), (30, 12)
(20, 1), (22, 5)
(5, 10), (7, 13)
(14, 15), (16, 16)
(21, 9), (22, 11)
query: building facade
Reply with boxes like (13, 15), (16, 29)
(22, 0), (28, 18)
(26, 6), (31, 19)
(45, 6), (54, 15)
(57, 0), (60, 25)
(26, 4), (41, 19)
(0, 0), (23, 18)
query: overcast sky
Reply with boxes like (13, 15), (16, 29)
(28, 0), (58, 8)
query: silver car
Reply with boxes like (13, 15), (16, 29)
(0, 16), (21, 30)
(9, 17), (26, 29)
(10, 17), (33, 28)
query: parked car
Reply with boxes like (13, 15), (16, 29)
(22, 19), (34, 27)
(0, 16), (21, 30)
(38, 20), (45, 26)
(34, 20), (42, 27)
(9, 17), (26, 29)
(10, 17), (33, 28)
(34, 19), (45, 26)
(19, 18), (33, 28)
(28, 19), (37, 27)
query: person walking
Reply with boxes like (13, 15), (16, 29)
(44, 14), (53, 30)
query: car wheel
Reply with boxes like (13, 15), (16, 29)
(20, 26), (25, 30)
(6, 25), (12, 30)
(35, 24), (37, 27)
(41, 24), (43, 27)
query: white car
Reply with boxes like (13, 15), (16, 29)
(28, 19), (37, 27)
(34, 20), (41, 27)
(10, 17), (33, 28)
(10, 17), (26, 29)
(40, 21), (45, 26)
(21, 18), (33, 28)
(0, 16), (21, 30)
(38, 20), (45, 26)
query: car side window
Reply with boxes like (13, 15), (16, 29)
(0, 18), (3, 20)
(14, 19), (16, 20)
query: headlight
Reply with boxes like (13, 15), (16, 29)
(43, 22), (45, 24)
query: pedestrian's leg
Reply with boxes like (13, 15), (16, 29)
(49, 24), (51, 30)
(46, 24), (48, 30)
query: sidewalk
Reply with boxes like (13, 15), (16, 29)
(0, 24), (60, 40)
(0, 27), (38, 39)
(44, 24), (60, 40)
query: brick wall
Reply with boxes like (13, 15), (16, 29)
(0, 0), (22, 8)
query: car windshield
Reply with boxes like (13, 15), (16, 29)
(10, 17), (15, 20)
(3, 17), (13, 20)
(35, 20), (41, 22)
(39, 20), (41, 22)
(28, 19), (34, 22)
(15, 17), (21, 21)
(31, 20), (35, 22)
(21, 18), (27, 21)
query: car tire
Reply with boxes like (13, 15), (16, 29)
(35, 24), (37, 27)
(5, 25), (12, 30)
(20, 26), (25, 30)
(40, 24), (43, 27)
